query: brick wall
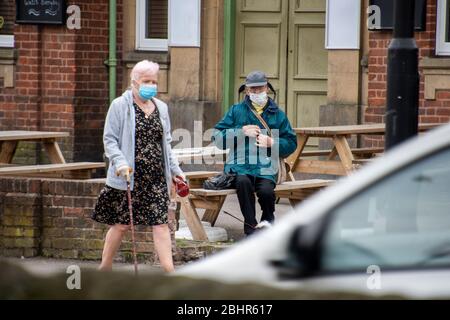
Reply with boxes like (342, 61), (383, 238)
(0, 177), (178, 263)
(366, 0), (449, 147)
(0, 179), (42, 257)
(73, 1), (123, 162)
(0, 1), (124, 164)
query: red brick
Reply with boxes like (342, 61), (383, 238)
(437, 108), (450, 116)
(436, 91), (450, 100)
(64, 207), (84, 217)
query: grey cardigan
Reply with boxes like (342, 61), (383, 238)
(103, 89), (183, 192)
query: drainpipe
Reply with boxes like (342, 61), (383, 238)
(103, 0), (117, 166)
(107, 0), (117, 105)
(222, 0), (236, 115)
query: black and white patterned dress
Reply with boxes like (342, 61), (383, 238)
(92, 103), (170, 226)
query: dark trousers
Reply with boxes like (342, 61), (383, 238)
(235, 174), (276, 235)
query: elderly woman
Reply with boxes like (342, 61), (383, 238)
(92, 60), (184, 272)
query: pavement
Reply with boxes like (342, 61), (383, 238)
(3, 257), (165, 276)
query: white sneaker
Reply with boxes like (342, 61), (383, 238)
(255, 220), (272, 229)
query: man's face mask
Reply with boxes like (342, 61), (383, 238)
(249, 91), (268, 106)
(138, 83), (158, 101)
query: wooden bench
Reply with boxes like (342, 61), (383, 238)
(177, 178), (334, 241)
(301, 147), (384, 158)
(0, 162), (106, 179)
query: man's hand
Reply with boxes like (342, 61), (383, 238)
(255, 134), (274, 148)
(242, 125), (261, 137)
(116, 165), (133, 181)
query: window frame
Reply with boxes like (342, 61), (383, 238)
(317, 146), (450, 276)
(135, 0), (169, 52)
(436, 0), (450, 55)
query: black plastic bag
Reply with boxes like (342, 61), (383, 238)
(203, 172), (236, 190)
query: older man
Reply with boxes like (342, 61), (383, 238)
(213, 70), (297, 236)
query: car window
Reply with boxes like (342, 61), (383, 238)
(321, 147), (450, 273)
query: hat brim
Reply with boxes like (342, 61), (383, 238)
(245, 81), (267, 87)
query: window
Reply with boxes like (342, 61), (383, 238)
(0, 35), (14, 48)
(321, 147), (450, 273)
(436, 0), (450, 55)
(136, 0), (169, 51)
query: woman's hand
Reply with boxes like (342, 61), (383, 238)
(173, 173), (186, 183)
(116, 166), (133, 181)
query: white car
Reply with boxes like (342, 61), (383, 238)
(176, 123), (450, 299)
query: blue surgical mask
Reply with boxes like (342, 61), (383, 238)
(138, 84), (157, 100)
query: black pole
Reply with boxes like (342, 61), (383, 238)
(385, 0), (419, 150)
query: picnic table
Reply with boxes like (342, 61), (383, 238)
(0, 130), (70, 164)
(286, 123), (441, 176)
(0, 130), (104, 179)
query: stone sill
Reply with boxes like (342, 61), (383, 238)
(123, 51), (170, 68)
(0, 48), (17, 64)
(420, 57), (450, 70)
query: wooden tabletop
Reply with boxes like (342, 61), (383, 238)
(0, 162), (105, 174)
(294, 123), (442, 136)
(0, 131), (70, 141)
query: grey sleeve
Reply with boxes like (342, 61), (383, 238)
(103, 101), (129, 170)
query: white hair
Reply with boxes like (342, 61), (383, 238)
(130, 60), (159, 81)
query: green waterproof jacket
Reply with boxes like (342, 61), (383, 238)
(213, 96), (297, 183)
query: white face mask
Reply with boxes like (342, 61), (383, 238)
(249, 91), (268, 106)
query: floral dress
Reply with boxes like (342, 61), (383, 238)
(92, 102), (170, 226)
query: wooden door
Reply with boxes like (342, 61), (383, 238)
(234, 0), (288, 110)
(234, 0), (328, 143)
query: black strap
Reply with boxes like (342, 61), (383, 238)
(267, 83), (276, 97)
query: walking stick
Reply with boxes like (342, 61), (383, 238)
(223, 211), (256, 230)
(126, 177), (139, 276)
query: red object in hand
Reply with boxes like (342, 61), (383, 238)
(175, 176), (189, 197)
